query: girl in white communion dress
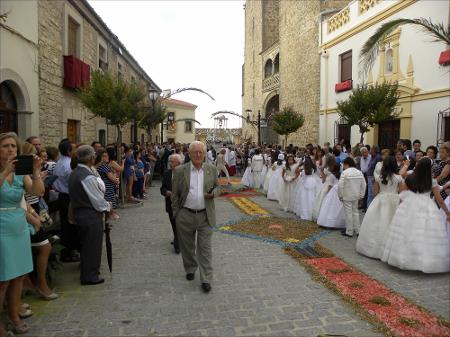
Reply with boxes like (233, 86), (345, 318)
(356, 156), (402, 259)
(381, 157), (450, 273)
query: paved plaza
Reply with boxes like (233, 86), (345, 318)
(24, 182), (449, 337)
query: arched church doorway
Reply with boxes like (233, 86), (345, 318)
(262, 94), (279, 145)
(0, 81), (18, 134)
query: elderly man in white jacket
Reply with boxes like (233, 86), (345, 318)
(338, 157), (367, 237)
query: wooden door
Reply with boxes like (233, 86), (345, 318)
(337, 124), (351, 146)
(67, 119), (78, 143)
(378, 120), (400, 150)
(0, 82), (18, 133)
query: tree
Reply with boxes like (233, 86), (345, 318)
(336, 82), (400, 143)
(138, 101), (167, 142)
(360, 18), (450, 74)
(271, 106), (305, 145)
(78, 70), (146, 146)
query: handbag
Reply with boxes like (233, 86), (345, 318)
(38, 197), (53, 230)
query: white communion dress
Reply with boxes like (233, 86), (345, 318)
(240, 159), (254, 187)
(381, 181), (450, 273)
(316, 174), (345, 229)
(267, 162), (284, 201)
(278, 164), (299, 212)
(294, 171), (319, 220)
(356, 174), (402, 259)
(263, 160), (273, 193)
(443, 194), (450, 248)
(312, 169), (334, 221)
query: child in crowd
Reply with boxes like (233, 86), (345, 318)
(338, 157), (366, 237)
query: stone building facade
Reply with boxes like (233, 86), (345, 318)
(242, 0), (350, 146)
(38, 0), (159, 147)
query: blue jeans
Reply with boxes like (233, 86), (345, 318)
(367, 176), (375, 207)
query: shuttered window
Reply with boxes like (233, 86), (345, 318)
(68, 17), (79, 56)
(340, 50), (352, 82)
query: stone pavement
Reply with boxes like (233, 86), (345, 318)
(22, 181), (448, 337)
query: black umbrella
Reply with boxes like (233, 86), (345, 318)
(104, 218), (113, 273)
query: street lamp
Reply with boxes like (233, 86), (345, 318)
(245, 109), (262, 145)
(148, 88), (162, 144)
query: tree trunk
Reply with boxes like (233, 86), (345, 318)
(116, 125), (125, 207)
(359, 131), (365, 144)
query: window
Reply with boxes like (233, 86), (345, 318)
(264, 59), (273, 78)
(68, 17), (79, 56)
(274, 54), (279, 74)
(340, 50), (352, 82)
(385, 48), (393, 73)
(98, 44), (108, 71)
(185, 121), (192, 133)
(118, 62), (123, 78)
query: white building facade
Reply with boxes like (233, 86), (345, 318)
(162, 99), (197, 144)
(319, 0), (450, 149)
(0, 1), (40, 137)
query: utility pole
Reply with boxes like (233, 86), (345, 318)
(257, 110), (261, 146)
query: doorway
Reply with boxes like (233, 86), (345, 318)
(0, 82), (18, 134)
(67, 119), (80, 143)
(378, 120), (400, 150)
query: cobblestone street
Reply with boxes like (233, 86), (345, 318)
(24, 182), (449, 337)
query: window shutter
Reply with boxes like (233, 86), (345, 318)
(340, 51), (352, 82)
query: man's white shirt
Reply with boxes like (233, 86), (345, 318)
(184, 163), (205, 210)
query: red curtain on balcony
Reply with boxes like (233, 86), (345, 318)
(64, 55), (90, 89)
(81, 62), (91, 86)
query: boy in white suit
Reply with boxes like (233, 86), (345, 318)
(338, 157), (366, 237)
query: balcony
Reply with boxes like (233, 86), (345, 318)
(63, 55), (90, 89)
(261, 41), (280, 93)
(263, 73), (280, 92)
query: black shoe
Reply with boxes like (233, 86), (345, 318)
(174, 247), (180, 254)
(201, 283), (211, 293)
(81, 278), (104, 286)
(186, 273), (195, 281)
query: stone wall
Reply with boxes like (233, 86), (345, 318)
(262, 0), (279, 51)
(242, 0), (263, 143)
(38, 0), (64, 146)
(38, 0), (153, 148)
(242, 0), (351, 146)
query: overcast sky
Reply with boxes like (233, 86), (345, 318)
(88, 0), (245, 129)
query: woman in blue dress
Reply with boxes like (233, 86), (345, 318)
(0, 132), (44, 336)
(123, 146), (137, 203)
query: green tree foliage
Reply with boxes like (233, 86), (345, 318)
(359, 17), (450, 75)
(271, 106), (305, 145)
(336, 82), (400, 143)
(78, 70), (146, 144)
(138, 101), (167, 142)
